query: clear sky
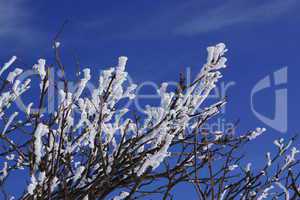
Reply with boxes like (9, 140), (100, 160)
(1, 0), (300, 198)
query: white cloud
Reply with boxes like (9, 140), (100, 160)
(0, 1), (34, 40)
(174, 0), (298, 36)
(112, 0), (298, 39)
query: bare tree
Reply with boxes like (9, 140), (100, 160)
(0, 42), (298, 200)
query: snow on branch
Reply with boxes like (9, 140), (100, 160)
(0, 43), (298, 200)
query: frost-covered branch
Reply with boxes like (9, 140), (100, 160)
(0, 43), (298, 200)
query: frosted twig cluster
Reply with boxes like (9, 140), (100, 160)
(0, 43), (298, 200)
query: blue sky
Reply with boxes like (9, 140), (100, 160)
(1, 0), (300, 198)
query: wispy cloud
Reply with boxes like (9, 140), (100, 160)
(1, 0), (297, 43)
(174, 0), (299, 36)
(0, 1), (37, 42)
(87, 0), (298, 39)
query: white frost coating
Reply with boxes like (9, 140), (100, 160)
(249, 191), (256, 197)
(281, 147), (299, 170)
(206, 43), (227, 69)
(0, 44), (232, 196)
(27, 175), (37, 195)
(73, 166), (85, 183)
(257, 185), (274, 200)
(17, 156), (24, 170)
(228, 164), (238, 171)
(274, 138), (284, 150)
(33, 59), (47, 80)
(245, 163), (251, 172)
(0, 56), (17, 76)
(26, 102), (33, 115)
(6, 68), (23, 83)
(214, 131), (223, 140)
(38, 171), (46, 183)
(0, 76), (30, 117)
(266, 152), (272, 166)
(50, 176), (58, 192)
(6, 154), (15, 160)
(88, 125), (97, 149)
(117, 56), (128, 72)
(83, 195), (89, 200)
(203, 143), (213, 151)
(133, 43), (229, 176)
(34, 123), (49, 167)
(247, 127), (266, 140)
(0, 162), (8, 181)
(54, 42), (60, 48)
(73, 68), (91, 100)
(275, 182), (289, 200)
(1, 112), (18, 135)
(113, 191), (129, 200)
(206, 46), (215, 64)
(83, 68), (91, 80)
(137, 134), (173, 176)
(220, 189), (227, 200)
(274, 138), (292, 155)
